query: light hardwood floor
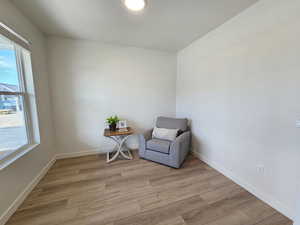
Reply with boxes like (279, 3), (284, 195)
(6, 151), (292, 225)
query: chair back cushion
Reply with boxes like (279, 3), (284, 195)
(156, 117), (188, 132)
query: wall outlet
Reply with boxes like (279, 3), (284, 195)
(296, 120), (300, 128)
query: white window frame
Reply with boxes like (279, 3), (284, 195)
(0, 24), (40, 170)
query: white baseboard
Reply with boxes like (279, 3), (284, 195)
(0, 157), (56, 225)
(192, 150), (294, 220)
(55, 149), (106, 160)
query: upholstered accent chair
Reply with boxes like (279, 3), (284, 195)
(139, 117), (191, 168)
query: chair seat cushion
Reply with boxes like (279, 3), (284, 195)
(146, 139), (171, 154)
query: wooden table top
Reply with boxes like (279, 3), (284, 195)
(104, 127), (134, 137)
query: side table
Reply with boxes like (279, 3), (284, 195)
(103, 127), (134, 163)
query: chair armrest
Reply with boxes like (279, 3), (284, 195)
(173, 131), (191, 145)
(169, 131), (191, 167)
(138, 129), (153, 157)
(143, 129), (153, 141)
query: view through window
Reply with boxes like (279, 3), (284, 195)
(0, 35), (29, 160)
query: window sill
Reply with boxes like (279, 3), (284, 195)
(0, 143), (40, 170)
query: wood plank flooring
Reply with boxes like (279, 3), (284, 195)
(6, 151), (293, 225)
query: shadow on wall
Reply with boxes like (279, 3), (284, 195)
(188, 122), (204, 156)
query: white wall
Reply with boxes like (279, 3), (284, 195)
(177, 0), (300, 220)
(296, 199), (300, 225)
(48, 37), (176, 155)
(0, 0), (55, 221)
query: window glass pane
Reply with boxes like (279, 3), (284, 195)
(0, 95), (28, 160)
(0, 35), (20, 91)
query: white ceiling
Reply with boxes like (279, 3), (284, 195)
(12, 0), (258, 52)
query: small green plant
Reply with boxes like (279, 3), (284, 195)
(106, 115), (120, 125)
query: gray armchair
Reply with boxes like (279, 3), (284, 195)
(139, 117), (191, 168)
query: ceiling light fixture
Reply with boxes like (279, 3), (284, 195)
(123, 0), (146, 11)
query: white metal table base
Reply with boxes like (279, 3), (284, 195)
(106, 135), (133, 163)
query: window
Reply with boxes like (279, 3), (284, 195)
(0, 24), (39, 169)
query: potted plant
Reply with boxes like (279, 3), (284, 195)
(106, 115), (120, 131)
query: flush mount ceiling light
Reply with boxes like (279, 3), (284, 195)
(123, 0), (146, 11)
